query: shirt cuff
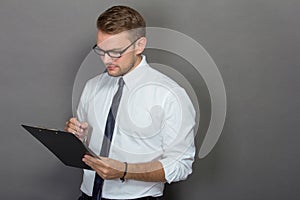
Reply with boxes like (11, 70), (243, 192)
(159, 157), (193, 184)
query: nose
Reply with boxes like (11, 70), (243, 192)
(101, 53), (113, 63)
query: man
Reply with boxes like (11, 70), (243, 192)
(65, 5), (196, 200)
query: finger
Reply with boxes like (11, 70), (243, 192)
(84, 155), (104, 166)
(64, 120), (72, 130)
(65, 119), (76, 128)
(83, 156), (105, 174)
(83, 160), (101, 175)
(70, 117), (79, 124)
(65, 125), (80, 135)
(83, 158), (94, 168)
(84, 154), (99, 162)
(81, 122), (89, 130)
(71, 118), (80, 132)
(70, 118), (88, 131)
(69, 120), (86, 133)
(71, 123), (85, 133)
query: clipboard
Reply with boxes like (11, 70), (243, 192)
(21, 124), (98, 169)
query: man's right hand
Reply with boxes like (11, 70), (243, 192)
(64, 117), (89, 141)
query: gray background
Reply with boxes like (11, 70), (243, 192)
(0, 0), (299, 199)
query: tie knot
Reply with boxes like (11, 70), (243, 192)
(118, 77), (125, 87)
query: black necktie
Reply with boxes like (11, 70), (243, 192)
(92, 78), (125, 200)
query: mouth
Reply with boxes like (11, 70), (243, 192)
(106, 64), (119, 71)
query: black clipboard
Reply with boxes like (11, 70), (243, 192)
(21, 124), (98, 169)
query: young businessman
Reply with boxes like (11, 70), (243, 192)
(65, 5), (196, 200)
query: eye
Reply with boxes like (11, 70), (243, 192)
(108, 51), (121, 57)
(93, 46), (105, 56)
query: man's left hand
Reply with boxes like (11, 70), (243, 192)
(82, 155), (125, 180)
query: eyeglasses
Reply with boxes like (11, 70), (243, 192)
(92, 37), (140, 59)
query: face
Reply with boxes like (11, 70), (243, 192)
(96, 30), (146, 77)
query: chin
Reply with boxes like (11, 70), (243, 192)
(107, 71), (121, 77)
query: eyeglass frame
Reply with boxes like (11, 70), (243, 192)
(92, 37), (141, 59)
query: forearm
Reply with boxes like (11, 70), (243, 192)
(125, 161), (166, 182)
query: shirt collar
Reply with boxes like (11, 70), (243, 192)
(122, 55), (149, 90)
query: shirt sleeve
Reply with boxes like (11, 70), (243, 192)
(76, 82), (89, 123)
(159, 87), (196, 184)
(76, 74), (103, 122)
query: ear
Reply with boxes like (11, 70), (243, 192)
(135, 37), (147, 55)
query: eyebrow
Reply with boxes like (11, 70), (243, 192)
(96, 46), (124, 52)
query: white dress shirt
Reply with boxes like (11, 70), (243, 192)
(77, 55), (196, 199)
